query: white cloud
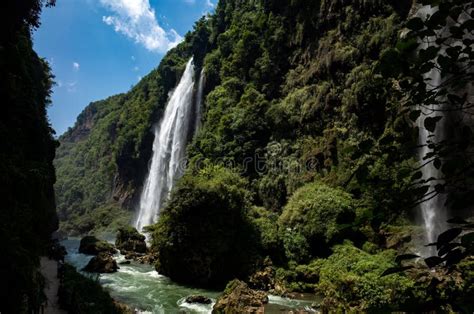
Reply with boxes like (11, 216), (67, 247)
(184, 0), (196, 4)
(133, 66), (139, 71)
(131, 55), (136, 61)
(205, 0), (214, 7)
(100, 0), (182, 52)
(73, 62), (80, 71)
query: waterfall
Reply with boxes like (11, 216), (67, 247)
(416, 5), (447, 255)
(194, 69), (205, 136)
(417, 66), (446, 253)
(135, 58), (200, 232)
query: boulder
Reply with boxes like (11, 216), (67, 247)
(248, 266), (275, 291)
(83, 252), (119, 273)
(213, 280), (268, 313)
(186, 295), (212, 305)
(79, 236), (116, 255)
(115, 227), (147, 254)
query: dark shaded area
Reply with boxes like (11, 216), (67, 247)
(0, 1), (58, 312)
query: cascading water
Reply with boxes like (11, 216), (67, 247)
(416, 5), (448, 255)
(135, 58), (200, 232)
(194, 69), (205, 136)
(417, 66), (446, 254)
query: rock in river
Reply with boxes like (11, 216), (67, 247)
(79, 236), (116, 255)
(82, 252), (119, 273)
(115, 227), (147, 254)
(186, 295), (212, 305)
(213, 280), (268, 313)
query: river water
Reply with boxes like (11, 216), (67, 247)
(62, 238), (318, 313)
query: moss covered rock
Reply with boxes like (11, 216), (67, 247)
(115, 227), (147, 254)
(78, 236), (116, 255)
(212, 280), (268, 314)
(82, 252), (118, 273)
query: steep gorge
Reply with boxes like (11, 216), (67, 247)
(55, 0), (474, 311)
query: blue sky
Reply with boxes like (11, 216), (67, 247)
(33, 0), (214, 136)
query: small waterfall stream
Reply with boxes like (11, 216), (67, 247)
(194, 69), (205, 136)
(135, 58), (201, 232)
(417, 68), (447, 253)
(416, 5), (447, 255)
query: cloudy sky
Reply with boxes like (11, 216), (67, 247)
(34, 0), (214, 135)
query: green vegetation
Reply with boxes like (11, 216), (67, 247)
(279, 183), (355, 260)
(115, 226), (147, 253)
(151, 165), (257, 287)
(54, 0), (474, 311)
(317, 242), (418, 312)
(58, 264), (131, 313)
(1, 1), (58, 312)
(78, 236), (116, 255)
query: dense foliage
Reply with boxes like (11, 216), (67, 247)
(278, 183), (356, 261)
(0, 1), (58, 312)
(151, 165), (258, 287)
(316, 242), (418, 312)
(58, 264), (130, 314)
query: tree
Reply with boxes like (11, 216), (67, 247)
(380, 0), (474, 268)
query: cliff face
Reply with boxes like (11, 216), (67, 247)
(55, 0), (414, 235)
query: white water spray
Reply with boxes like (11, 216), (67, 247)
(135, 58), (200, 232)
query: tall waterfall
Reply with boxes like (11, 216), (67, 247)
(135, 58), (200, 232)
(416, 5), (447, 254)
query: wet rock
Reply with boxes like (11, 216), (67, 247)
(119, 260), (131, 265)
(213, 280), (268, 313)
(124, 252), (143, 260)
(79, 236), (116, 255)
(186, 295), (212, 305)
(249, 266), (275, 291)
(123, 249), (157, 265)
(82, 252), (118, 273)
(379, 226), (414, 250)
(116, 227), (147, 254)
(136, 253), (158, 264)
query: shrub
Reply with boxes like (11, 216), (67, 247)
(275, 259), (323, 293)
(248, 207), (283, 261)
(317, 242), (418, 312)
(278, 182), (355, 258)
(58, 264), (129, 313)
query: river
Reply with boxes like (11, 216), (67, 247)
(62, 238), (318, 313)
